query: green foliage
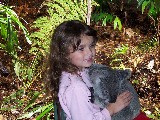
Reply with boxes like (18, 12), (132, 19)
(91, 12), (122, 30)
(113, 16), (122, 31)
(92, 12), (114, 26)
(142, 107), (160, 119)
(0, 4), (34, 86)
(93, 0), (111, 12)
(132, 79), (140, 84)
(137, 37), (158, 51)
(91, 1), (122, 30)
(0, 88), (53, 119)
(0, 5), (44, 119)
(137, 0), (160, 46)
(112, 44), (129, 57)
(3, 0), (89, 119)
(110, 44), (129, 69)
(1, 0), (89, 119)
(0, 4), (36, 91)
(0, 89), (25, 111)
(0, 4), (31, 56)
(1, 1), (159, 119)
(18, 100), (53, 119)
(30, 0), (87, 56)
(26, 1), (88, 90)
(137, 0), (160, 19)
(24, 91), (42, 111)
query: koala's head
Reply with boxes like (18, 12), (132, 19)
(89, 63), (132, 103)
(88, 64), (140, 120)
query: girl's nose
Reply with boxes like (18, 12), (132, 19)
(85, 47), (92, 55)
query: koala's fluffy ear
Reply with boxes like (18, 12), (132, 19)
(89, 63), (112, 74)
(117, 69), (132, 81)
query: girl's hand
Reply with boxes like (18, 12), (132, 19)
(106, 91), (132, 116)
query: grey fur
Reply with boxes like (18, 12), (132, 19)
(89, 64), (140, 120)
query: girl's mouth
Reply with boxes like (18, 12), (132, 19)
(85, 58), (93, 63)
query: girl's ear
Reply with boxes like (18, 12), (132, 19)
(68, 46), (74, 53)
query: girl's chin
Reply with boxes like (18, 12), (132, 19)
(77, 61), (94, 69)
(78, 64), (92, 70)
(84, 62), (93, 67)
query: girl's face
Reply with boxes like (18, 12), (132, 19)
(69, 35), (96, 70)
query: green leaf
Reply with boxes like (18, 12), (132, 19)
(18, 103), (53, 119)
(14, 61), (21, 79)
(0, 43), (5, 49)
(6, 37), (14, 53)
(114, 16), (122, 30)
(36, 104), (53, 120)
(148, 2), (157, 19)
(24, 91), (41, 111)
(114, 17), (118, 30)
(106, 14), (113, 23)
(137, 0), (145, 7)
(0, 23), (7, 39)
(102, 17), (107, 26)
(5, 5), (31, 45)
(132, 80), (139, 84)
(27, 67), (33, 80)
(142, 0), (150, 14)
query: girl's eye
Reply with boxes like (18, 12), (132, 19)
(78, 47), (84, 51)
(90, 43), (96, 48)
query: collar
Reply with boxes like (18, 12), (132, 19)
(60, 68), (93, 88)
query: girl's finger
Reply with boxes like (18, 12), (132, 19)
(118, 91), (131, 98)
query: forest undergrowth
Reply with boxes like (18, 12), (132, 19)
(94, 24), (160, 119)
(0, 0), (159, 119)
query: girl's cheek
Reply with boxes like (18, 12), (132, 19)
(92, 48), (96, 56)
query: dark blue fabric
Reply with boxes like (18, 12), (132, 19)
(54, 100), (66, 120)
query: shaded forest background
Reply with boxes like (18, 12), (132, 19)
(0, 0), (159, 119)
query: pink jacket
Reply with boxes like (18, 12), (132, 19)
(58, 69), (111, 120)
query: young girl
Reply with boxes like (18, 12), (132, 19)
(48, 20), (132, 120)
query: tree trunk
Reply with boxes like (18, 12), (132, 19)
(87, 0), (91, 25)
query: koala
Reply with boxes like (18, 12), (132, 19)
(89, 64), (141, 120)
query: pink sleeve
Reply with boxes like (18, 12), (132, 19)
(65, 81), (111, 120)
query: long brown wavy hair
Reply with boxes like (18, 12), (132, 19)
(47, 20), (98, 100)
